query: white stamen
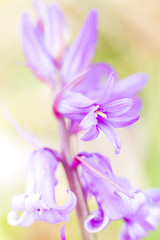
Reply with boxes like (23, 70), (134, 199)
(95, 110), (107, 119)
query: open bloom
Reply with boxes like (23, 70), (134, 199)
(7, 148), (77, 226)
(21, 0), (97, 86)
(120, 189), (160, 240)
(77, 152), (146, 233)
(58, 64), (148, 153)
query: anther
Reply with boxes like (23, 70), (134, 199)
(95, 110), (107, 119)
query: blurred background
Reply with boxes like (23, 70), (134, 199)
(0, 0), (160, 239)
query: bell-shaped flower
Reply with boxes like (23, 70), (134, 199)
(7, 148), (77, 226)
(21, 0), (98, 86)
(75, 152), (146, 233)
(120, 189), (160, 240)
(57, 64), (148, 154)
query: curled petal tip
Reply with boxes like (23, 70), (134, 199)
(56, 189), (77, 214)
(84, 210), (110, 233)
(7, 210), (35, 227)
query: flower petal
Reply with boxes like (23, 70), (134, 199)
(120, 189), (160, 240)
(80, 108), (98, 130)
(11, 194), (26, 211)
(120, 222), (148, 240)
(21, 12), (56, 85)
(7, 210), (35, 227)
(85, 210), (110, 233)
(63, 91), (95, 108)
(74, 63), (117, 100)
(107, 115), (140, 128)
(96, 71), (117, 105)
(54, 190), (77, 214)
(104, 98), (134, 117)
(113, 73), (148, 99)
(116, 191), (146, 217)
(98, 120), (121, 154)
(42, 209), (69, 224)
(34, 0), (69, 61)
(145, 189), (160, 205)
(25, 149), (58, 208)
(61, 10), (98, 83)
(58, 99), (91, 121)
(81, 126), (99, 141)
(80, 153), (138, 221)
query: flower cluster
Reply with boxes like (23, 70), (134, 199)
(7, 0), (160, 240)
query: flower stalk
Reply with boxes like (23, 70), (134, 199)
(58, 117), (95, 240)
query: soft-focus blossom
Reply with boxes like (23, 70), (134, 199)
(7, 148), (77, 226)
(77, 152), (146, 233)
(21, 0), (97, 86)
(58, 64), (148, 153)
(120, 189), (160, 240)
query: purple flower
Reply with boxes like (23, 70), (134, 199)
(7, 148), (77, 226)
(76, 152), (146, 233)
(120, 189), (160, 240)
(21, 0), (97, 86)
(58, 64), (148, 153)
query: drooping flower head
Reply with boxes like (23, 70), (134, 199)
(57, 64), (148, 153)
(21, 0), (98, 86)
(7, 148), (77, 226)
(74, 152), (146, 233)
